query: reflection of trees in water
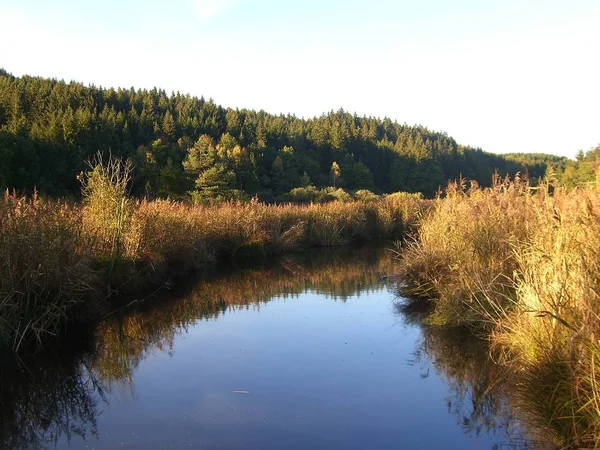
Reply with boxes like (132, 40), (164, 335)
(399, 303), (552, 450)
(0, 332), (103, 449)
(95, 246), (398, 387)
(3, 246), (395, 448)
(1, 247), (557, 449)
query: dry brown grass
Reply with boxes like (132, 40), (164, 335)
(492, 186), (600, 447)
(398, 176), (600, 447)
(399, 175), (537, 327)
(0, 191), (95, 350)
(124, 194), (425, 273)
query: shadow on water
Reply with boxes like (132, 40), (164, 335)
(398, 302), (554, 449)
(94, 245), (397, 389)
(0, 245), (553, 449)
(0, 329), (103, 449)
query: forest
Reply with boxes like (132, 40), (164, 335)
(1, 69), (590, 201)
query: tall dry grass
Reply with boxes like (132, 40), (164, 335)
(399, 175), (537, 327)
(398, 175), (600, 447)
(123, 193), (425, 278)
(0, 191), (95, 351)
(79, 153), (134, 271)
(493, 187), (600, 448)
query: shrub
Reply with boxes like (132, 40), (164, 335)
(79, 153), (134, 270)
(354, 190), (379, 201)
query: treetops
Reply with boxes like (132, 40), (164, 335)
(0, 70), (579, 201)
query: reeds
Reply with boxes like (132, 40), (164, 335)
(0, 191), (95, 351)
(494, 186), (600, 447)
(79, 152), (134, 269)
(398, 175), (600, 447)
(399, 175), (536, 327)
(126, 193), (425, 272)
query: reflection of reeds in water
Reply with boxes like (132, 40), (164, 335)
(94, 246), (398, 388)
(398, 303), (552, 449)
(0, 332), (102, 450)
(1, 247), (397, 448)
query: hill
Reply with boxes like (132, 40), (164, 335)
(0, 70), (569, 199)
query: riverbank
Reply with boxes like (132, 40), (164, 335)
(0, 182), (426, 352)
(397, 175), (600, 448)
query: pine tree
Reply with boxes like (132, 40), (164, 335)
(162, 110), (175, 138)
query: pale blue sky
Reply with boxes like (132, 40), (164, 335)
(1, 0), (598, 158)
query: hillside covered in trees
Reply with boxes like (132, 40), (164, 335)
(0, 69), (586, 201)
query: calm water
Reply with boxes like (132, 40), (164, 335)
(0, 247), (548, 449)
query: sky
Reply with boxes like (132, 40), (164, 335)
(0, 0), (598, 159)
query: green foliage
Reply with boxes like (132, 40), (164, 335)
(558, 145), (600, 188)
(354, 190), (379, 201)
(182, 134), (216, 175)
(282, 186), (373, 203)
(327, 187), (352, 202)
(283, 185), (323, 203)
(0, 71), (573, 199)
(191, 165), (241, 202)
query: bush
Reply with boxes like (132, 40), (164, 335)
(354, 190), (379, 201)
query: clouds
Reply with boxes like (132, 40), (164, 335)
(190, 0), (239, 19)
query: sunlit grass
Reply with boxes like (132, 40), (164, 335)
(398, 175), (600, 447)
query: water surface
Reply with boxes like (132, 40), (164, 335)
(0, 247), (548, 449)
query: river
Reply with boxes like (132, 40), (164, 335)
(0, 246), (550, 449)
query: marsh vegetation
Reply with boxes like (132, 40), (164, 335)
(2, 69), (600, 449)
(398, 175), (600, 448)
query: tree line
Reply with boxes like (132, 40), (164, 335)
(0, 69), (586, 201)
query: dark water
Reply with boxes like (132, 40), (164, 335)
(0, 247), (549, 449)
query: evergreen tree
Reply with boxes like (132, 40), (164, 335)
(0, 70), (570, 200)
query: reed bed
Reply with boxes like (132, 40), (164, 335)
(398, 175), (600, 447)
(0, 192), (95, 351)
(0, 161), (426, 352)
(399, 175), (537, 327)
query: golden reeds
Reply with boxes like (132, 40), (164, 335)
(398, 175), (600, 446)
